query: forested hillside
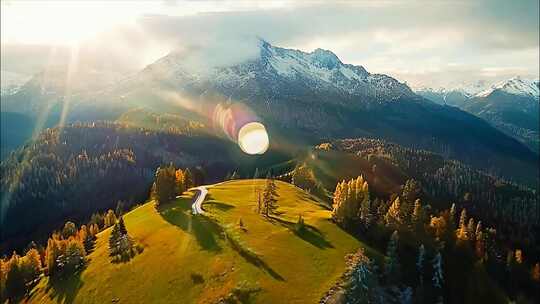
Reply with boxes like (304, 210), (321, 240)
(0, 122), (235, 252)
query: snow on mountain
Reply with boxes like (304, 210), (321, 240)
(475, 77), (539, 99)
(143, 40), (415, 102)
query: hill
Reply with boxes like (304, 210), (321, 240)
(27, 180), (370, 303)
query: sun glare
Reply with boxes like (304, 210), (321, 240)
(237, 122), (270, 155)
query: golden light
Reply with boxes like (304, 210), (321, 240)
(237, 122), (270, 155)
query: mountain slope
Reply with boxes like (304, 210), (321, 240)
(417, 77), (539, 153)
(28, 180), (369, 304)
(126, 41), (537, 185)
(3, 41), (537, 185)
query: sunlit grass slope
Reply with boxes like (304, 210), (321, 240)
(28, 180), (370, 304)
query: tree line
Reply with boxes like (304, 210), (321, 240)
(0, 207), (133, 302)
(0, 122), (230, 253)
(330, 175), (540, 303)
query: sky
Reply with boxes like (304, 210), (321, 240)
(1, 0), (539, 88)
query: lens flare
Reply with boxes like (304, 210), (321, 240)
(238, 122), (269, 155)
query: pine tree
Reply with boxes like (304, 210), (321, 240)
(5, 253), (24, 300)
(346, 249), (379, 304)
(109, 222), (121, 257)
(118, 216), (128, 235)
(64, 238), (86, 273)
(253, 168), (260, 179)
(417, 244), (425, 287)
(262, 178), (278, 217)
(432, 251), (444, 289)
(184, 168), (194, 189)
(384, 231), (401, 284)
(154, 165), (177, 205)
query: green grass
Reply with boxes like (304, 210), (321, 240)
(27, 180), (372, 304)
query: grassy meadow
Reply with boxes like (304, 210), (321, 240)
(26, 180), (370, 304)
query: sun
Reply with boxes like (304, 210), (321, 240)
(237, 122), (270, 155)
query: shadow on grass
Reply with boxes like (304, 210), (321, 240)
(225, 231), (285, 282)
(158, 200), (222, 252)
(268, 216), (334, 249)
(44, 270), (84, 304)
(205, 200), (235, 212)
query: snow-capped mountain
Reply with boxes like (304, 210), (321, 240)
(140, 40), (416, 105)
(3, 40), (537, 184)
(416, 76), (539, 153)
(475, 77), (539, 99)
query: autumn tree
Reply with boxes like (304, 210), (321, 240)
(103, 209), (117, 228)
(385, 197), (402, 229)
(20, 248), (41, 284)
(332, 176), (369, 227)
(456, 208), (468, 241)
(175, 168), (186, 195)
(62, 221), (77, 239)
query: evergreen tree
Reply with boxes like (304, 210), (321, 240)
(184, 168), (194, 189)
(384, 231), (401, 284)
(64, 238), (86, 273)
(253, 168), (260, 179)
(118, 216), (128, 235)
(154, 165), (177, 205)
(5, 253), (24, 300)
(432, 251), (444, 289)
(417, 244), (425, 287)
(109, 222), (121, 257)
(346, 249), (380, 304)
(262, 178), (278, 217)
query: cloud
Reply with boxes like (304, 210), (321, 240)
(1, 0), (538, 87)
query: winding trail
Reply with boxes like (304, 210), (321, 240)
(190, 186), (208, 215)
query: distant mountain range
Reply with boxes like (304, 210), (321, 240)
(416, 77), (539, 153)
(1, 40), (537, 185)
